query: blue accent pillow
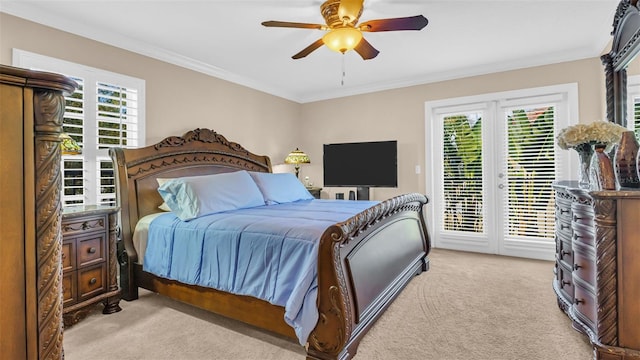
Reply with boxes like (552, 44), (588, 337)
(157, 170), (265, 221)
(249, 172), (314, 205)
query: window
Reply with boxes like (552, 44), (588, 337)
(14, 49), (145, 207)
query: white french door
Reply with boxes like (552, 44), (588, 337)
(426, 84), (577, 260)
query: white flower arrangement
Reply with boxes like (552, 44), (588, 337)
(556, 120), (628, 150)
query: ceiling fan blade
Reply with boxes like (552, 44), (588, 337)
(262, 21), (324, 30)
(338, 0), (364, 23)
(292, 39), (325, 59)
(359, 15), (428, 32)
(354, 38), (380, 60)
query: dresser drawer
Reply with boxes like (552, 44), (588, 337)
(555, 199), (572, 222)
(572, 206), (594, 227)
(574, 285), (597, 331)
(558, 266), (574, 302)
(78, 263), (107, 302)
(77, 233), (106, 268)
(62, 215), (107, 237)
(558, 239), (573, 268)
(62, 240), (76, 272)
(572, 222), (595, 247)
(62, 271), (77, 307)
(573, 243), (596, 288)
(555, 219), (572, 239)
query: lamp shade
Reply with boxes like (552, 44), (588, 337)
(60, 133), (82, 155)
(284, 148), (310, 165)
(322, 27), (363, 54)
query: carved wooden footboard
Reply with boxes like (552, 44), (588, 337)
(308, 193), (430, 360)
(110, 128), (430, 360)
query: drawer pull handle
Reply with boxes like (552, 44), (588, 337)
(560, 223), (570, 230)
(573, 215), (582, 221)
(561, 280), (571, 287)
(62, 253), (66, 260)
(574, 264), (582, 270)
(575, 298), (585, 305)
(89, 278), (97, 285)
(88, 247), (97, 254)
(561, 250), (571, 257)
(560, 208), (569, 215)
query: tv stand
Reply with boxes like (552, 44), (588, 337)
(356, 186), (370, 200)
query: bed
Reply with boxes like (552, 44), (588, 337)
(110, 128), (431, 360)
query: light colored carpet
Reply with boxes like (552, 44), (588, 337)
(63, 249), (592, 360)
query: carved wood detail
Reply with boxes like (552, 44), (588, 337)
(336, 193), (428, 245)
(62, 219), (104, 233)
(593, 198), (619, 346)
(602, 54), (615, 123)
(154, 128), (249, 154)
(107, 212), (118, 293)
(34, 89), (65, 360)
(128, 153), (268, 177)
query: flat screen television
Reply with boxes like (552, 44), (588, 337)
(323, 140), (397, 200)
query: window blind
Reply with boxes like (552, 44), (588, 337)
(441, 112), (485, 233)
(503, 106), (556, 238)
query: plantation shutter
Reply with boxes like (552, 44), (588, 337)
(61, 77), (86, 206)
(62, 158), (85, 206)
(14, 49), (145, 207)
(98, 158), (116, 206)
(97, 82), (140, 149)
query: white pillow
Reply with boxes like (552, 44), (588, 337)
(248, 172), (314, 205)
(157, 171), (265, 221)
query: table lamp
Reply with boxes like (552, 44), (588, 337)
(284, 148), (310, 178)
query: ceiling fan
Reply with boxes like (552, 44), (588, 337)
(262, 0), (428, 60)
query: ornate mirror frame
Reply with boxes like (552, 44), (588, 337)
(602, 0), (640, 126)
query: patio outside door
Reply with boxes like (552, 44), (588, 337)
(426, 85), (575, 260)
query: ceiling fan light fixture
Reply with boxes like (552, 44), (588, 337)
(322, 27), (363, 54)
(337, 0), (363, 24)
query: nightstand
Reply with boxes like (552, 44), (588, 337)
(62, 205), (121, 327)
(306, 187), (322, 199)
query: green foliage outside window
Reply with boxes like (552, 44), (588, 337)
(443, 107), (556, 238)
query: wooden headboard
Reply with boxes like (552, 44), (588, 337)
(109, 128), (272, 261)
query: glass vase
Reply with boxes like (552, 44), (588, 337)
(614, 130), (640, 188)
(574, 142), (593, 189)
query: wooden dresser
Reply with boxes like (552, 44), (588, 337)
(62, 205), (121, 326)
(0, 65), (76, 359)
(553, 181), (640, 359)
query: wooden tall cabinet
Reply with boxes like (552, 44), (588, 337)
(0, 65), (77, 359)
(553, 181), (640, 359)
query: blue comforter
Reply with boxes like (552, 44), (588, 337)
(144, 199), (378, 345)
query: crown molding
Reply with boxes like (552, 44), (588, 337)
(1, 2), (302, 102)
(2, 2), (614, 105)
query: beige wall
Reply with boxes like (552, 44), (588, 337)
(2, 13), (610, 200)
(300, 59), (607, 200)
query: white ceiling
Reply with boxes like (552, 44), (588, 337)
(1, 0), (619, 103)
